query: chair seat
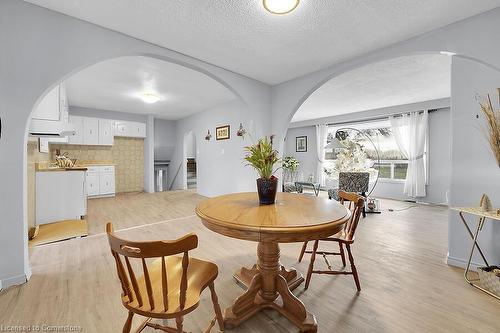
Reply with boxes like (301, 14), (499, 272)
(320, 230), (355, 244)
(123, 256), (218, 317)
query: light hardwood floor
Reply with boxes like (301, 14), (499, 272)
(1, 191), (499, 332)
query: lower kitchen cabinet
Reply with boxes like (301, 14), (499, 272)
(86, 166), (116, 198)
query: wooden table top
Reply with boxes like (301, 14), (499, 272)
(196, 192), (350, 243)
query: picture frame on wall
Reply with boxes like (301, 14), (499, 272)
(216, 125), (230, 140)
(296, 136), (307, 152)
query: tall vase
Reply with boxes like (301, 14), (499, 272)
(256, 176), (278, 205)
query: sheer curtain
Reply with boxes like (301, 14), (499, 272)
(315, 124), (328, 186)
(390, 111), (428, 197)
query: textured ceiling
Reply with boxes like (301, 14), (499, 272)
(24, 0), (500, 84)
(65, 56), (236, 120)
(292, 54), (451, 122)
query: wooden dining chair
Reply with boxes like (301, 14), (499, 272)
(298, 191), (365, 291)
(106, 223), (224, 333)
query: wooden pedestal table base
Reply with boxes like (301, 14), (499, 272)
(196, 192), (350, 332)
(234, 263), (304, 291)
(226, 242), (315, 332)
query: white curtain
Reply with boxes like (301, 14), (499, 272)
(315, 124), (328, 186)
(390, 111), (428, 197)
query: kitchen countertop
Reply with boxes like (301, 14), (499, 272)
(36, 166), (88, 172)
(35, 160), (116, 172)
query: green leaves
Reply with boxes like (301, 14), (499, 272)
(244, 136), (280, 179)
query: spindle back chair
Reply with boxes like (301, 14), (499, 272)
(106, 223), (224, 333)
(298, 191), (365, 291)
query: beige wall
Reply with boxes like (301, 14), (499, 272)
(51, 137), (145, 193)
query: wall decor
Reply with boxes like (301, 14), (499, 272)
(296, 136), (307, 152)
(216, 125), (230, 140)
(236, 123), (246, 137)
(205, 129), (212, 141)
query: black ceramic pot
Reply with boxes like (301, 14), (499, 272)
(256, 176), (278, 205)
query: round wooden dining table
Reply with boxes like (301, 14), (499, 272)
(196, 192), (350, 333)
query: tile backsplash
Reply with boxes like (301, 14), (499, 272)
(51, 137), (145, 193)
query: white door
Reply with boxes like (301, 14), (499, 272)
(99, 173), (115, 195)
(98, 119), (114, 145)
(68, 116), (83, 144)
(31, 85), (60, 121)
(83, 117), (99, 145)
(86, 173), (100, 196)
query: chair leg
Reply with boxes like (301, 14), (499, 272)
(209, 282), (225, 331)
(346, 244), (361, 291)
(176, 316), (184, 333)
(305, 240), (319, 290)
(123, 311), (134, 333)
(298, 241), (308, 262)
(339, 242), (346, 267)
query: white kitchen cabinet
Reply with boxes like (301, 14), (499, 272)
(86, 172), (100, 196)
(68, 116), (83, 144)
(98, 119), (114, 145)
(131, 122), (147, 138)
(83, 117), (99, 145)
(36, 170), (87, 225)
(31, 85), (60, 121)
(86, 166), (115, 198)
(114, 121), (146, 138)
(99, 173), (115, 195)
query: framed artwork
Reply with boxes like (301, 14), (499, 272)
(216, 125), (230, 140)
(296, 136), (307, 152)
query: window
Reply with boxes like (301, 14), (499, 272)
(325, 120), (413, 181)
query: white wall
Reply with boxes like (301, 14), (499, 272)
(0, 0), (270, 288)
(284, 106), (451, 204)
(447, 57), (500, 268)
(154, 118), (176, 160)
(185, 131), (196, 159)
(169, 98), (271, 196)
(284, 126), (317, 182)
(69, 106), (147, 123)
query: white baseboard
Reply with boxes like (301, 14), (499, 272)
(0, 273), (29, 290)
(447, 255), (484, 271)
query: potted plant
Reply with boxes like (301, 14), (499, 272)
(244, 135), (281, 204)
(282, 156), (300, 182)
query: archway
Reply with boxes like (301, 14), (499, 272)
(20, 54), (241, 286)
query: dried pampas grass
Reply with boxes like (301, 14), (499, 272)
(477, 89), (500, 167)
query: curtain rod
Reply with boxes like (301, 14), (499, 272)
(327, 108), (440, 127)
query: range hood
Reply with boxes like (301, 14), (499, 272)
(29, 119), (76, 138)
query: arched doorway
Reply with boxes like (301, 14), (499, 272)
(20, 54), (240, 285)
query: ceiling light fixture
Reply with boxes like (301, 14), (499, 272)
(139, 92), (161, 104)
(263, 0), (299, 15)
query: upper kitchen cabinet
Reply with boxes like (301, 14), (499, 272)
(68, 116), (83, 144)
(29, 83), (75, 137)
(98, 119), (114, 145)
(115, 121), (146, 138)
(83, 117), (99, 145)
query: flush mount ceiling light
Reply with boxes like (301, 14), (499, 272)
(139, 92), (161, 104)
(263, 0), (300, 15)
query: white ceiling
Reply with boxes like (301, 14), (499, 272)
(65, 56), (237, 120)
(291, 54), (451, 123)
(25, 0), (500, 84)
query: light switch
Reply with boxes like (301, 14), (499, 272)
(221, 149), (225, 154)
